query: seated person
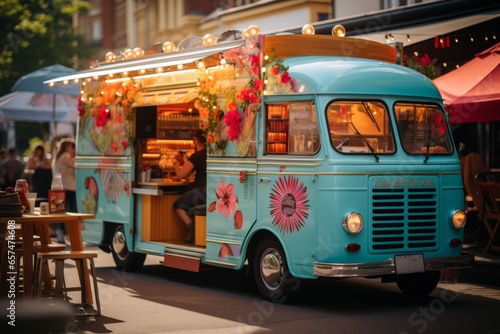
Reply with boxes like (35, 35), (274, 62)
(172, 130), (207, 243)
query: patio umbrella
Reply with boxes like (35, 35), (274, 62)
(10, 64), (80, 138)
(0, 91), (77, 122)
(433, 42), (500, 124)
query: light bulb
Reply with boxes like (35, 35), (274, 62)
(302, 24), (315, 35)
(162, 41), (176, 53)
(247, 25), (260, 37)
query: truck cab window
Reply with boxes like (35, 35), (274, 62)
(394, 103), (452, 155)
(265, 102), (320, 155)
(327, 101), (395, 154)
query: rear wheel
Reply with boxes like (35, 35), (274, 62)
(111, 225), (146, 272)
(396, 271), (440, 297)
(253, 237), (302, 303)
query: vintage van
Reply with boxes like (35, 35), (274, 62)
(48, 26), (473, 302)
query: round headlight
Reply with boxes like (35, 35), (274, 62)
(342, 212), (364, 234)
(450, 209), (466, 229)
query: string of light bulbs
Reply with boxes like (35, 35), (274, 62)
(384, 31), (498, 43)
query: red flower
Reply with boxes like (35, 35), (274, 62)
(253, 79), (264, 92)
(250, 94), (260, 104)
(207, 133), (215, 143)
(421, 54), (431, 67)
(250, 54), (260, 66)
(77, 107), (84, 117)
(112, 143), (118, 152)
(95, 105), (110, 127)
(280, 72), (292, 84)
(121, 140), (128, 148)
(224, 109), (241, 141)
(271, 67), (279, 75)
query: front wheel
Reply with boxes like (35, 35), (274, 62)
(111, 224), (146, 272)
(396, 271), (440, 297)
(253, 237), (302, 303)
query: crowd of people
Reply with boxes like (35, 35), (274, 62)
(0, 139), (76, 243)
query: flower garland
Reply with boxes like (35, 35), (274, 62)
(224, 101), (241, 141)
(198, 89), (221, 134)
(235, 48), (296, 109)
(79, 79), (142, 151)
(81, 80), (141, 128)
(236, 54), (264, 108)
(403, 53), (437, 80)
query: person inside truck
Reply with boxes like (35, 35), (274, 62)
(172, 129), (207, 244)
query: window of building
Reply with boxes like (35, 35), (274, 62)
(381, 0), (422, 9)
(92, 20), (102, 43)
(318, 12), (329, 21)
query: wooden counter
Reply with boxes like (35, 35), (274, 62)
(133, 180), (190, 242)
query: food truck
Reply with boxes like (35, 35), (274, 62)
(48, 25), (474, 302)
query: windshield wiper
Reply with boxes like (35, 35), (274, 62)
(423, 125), (432, 163)
(361, 102), (381, 132)
(330, 130), (350, 149)
(347, 122), (379, 162)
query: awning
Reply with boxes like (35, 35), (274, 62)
(354, 13), (500, 46)
(433, 42), (500, 124)
(45, 39), (245, 84)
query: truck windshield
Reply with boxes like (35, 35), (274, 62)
(327, 101), (395, 154)
(394, 103), (453, 155)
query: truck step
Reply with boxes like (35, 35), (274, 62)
(163, 244), (206, 272)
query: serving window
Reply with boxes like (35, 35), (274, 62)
(265, 102), (320, 155)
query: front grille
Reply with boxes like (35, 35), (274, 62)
(370, 177), (438, 252)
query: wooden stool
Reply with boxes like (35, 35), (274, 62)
(33, 250), (101, 316)
(12, 233), (66, 297)
(14, 243), (66, 296)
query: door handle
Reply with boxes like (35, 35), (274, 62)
(258, 178), (271, 183)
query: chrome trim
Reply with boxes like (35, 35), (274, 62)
(204, 259), (237, 267)
(207, 159), (257, 165)
(258, 157), (324, 162)
(135, 248), (164, 256)
(313, 253), (474, 278)
(76, 156), (132, 161)
(206, 170), (257, 175)
(314, 171), (462, 176)
(76, 165), (131, 170)
(205, 238), (242, 246)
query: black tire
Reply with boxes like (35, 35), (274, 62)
(253, 237), (302, 303)
(396, 271), (440, 297)
(110, 224), (146, 272)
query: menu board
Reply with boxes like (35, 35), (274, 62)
(289, 102), (318, 154)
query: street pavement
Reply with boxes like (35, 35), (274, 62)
(3, 239), (500, 334)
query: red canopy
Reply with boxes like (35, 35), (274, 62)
(433, 42), (500, 124)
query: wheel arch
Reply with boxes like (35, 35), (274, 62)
(244, 228), (290, 270)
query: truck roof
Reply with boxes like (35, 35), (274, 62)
(284, 56), (441, 100)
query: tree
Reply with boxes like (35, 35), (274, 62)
(0, 0), (93, 96)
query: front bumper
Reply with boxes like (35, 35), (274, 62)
(314, 252), (475, 278)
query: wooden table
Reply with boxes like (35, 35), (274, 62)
(0, 212), (95, 304)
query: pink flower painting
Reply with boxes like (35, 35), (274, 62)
(269, 175), (309, 234)
(215, 180), (238, 218)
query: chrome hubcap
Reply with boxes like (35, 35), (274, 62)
(112, 228), (127, 260)
(260, 248), (283, 290)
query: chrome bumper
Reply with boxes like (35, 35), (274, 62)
(314, 252), (475, 278)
